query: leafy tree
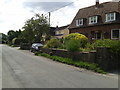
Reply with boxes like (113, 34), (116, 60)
(7, 30), (22, 45)
(22, 20), (34, 44)
(22, 14), (50, 44)
(1, 33), (7, 44)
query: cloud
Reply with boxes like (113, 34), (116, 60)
(0, 0), (113, 34)
(23, 2), (73, 12)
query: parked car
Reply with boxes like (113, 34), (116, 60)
(30, 43), (43, 52)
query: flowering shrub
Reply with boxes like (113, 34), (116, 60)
(65, 33), (88, 41)
(64, 33), (89, 48)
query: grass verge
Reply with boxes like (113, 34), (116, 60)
(37, 52), (107, 74)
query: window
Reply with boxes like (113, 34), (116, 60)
(76, 18), (83, 26)
(111, 29), (120, 39)
(89, 16), (98, 24)
(106, 12), (116, 22)
(94, 32), (102, 40)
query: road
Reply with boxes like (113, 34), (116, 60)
(1, 44), (118, 88)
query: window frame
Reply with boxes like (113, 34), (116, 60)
(76, 18), (84, 26)
(89, 16), (98, 24)
(111, 29), (120, 40)
(106, 12), (116, 22)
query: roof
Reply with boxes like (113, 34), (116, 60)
(69, 1), (120, 29)
(55, 25), (69, 31)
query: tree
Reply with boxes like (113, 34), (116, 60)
(22, 14), (50, 44)
(7, 30), (21, 45)
(2, 33), (7, 44)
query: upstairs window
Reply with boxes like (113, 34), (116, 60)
(76, 18), (83, 26)
(106, 12), (116, 22)
(89, 16), (98, 24)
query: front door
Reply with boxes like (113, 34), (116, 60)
(91, 31), (102, 40)
(95, 32), (102, 39)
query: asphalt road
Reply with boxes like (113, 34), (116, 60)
(1, 44), (118, 88)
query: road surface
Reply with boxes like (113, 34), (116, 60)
(1, 44), (118, 88)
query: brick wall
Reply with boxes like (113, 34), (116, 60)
(70, 24), (120, 40)
(40, 47), (118, 71)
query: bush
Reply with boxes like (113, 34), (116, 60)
(20, 43), (31, 50)
(92, 39), (120, 55)
(44, 38), (63, 48)
(109, 40), (120, 55)
(65, 39), (80, 52)
(12, 38), (28, 46)
(91, 39), (112, 48)
(64, 33), (89, 48)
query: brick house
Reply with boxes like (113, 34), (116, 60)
(69, 0), (120, 41)
(54, 25), (69, 39)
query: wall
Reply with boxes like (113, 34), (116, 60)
(70, 24), (120, 40)
(54, 28), (70, 39)
(40, 47), (118, 71)
(96, 47), (118, 71)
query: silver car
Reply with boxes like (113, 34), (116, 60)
(30, 43), (43, 52)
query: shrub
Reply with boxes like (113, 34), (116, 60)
(109, 40), (120, 55)
(44, 38), (63, 48)
(20, 43), (31, 50)
(65, 39), (80, 52)
(12, 38), (28, 46)
(92, 39), (120, 55)
(91, 39), (112, 48)
(64, 33), (89, 48)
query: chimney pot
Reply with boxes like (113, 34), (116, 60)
(96, 0), (99, 7)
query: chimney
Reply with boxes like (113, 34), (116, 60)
(56, 25), (58, 28)
(96, 0), (99, 7)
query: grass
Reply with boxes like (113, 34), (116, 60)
(37, 53), (107, 74)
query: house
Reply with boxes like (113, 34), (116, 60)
(69, 0), (120, 41)
(42, 27), (56, 42)
(54, 25), (69, 39)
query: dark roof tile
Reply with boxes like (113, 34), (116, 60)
(69, 2), (120, 29)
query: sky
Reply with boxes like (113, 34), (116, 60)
(0, 0), (116, 34)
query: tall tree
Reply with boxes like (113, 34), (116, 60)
(22, 14), (50, 43)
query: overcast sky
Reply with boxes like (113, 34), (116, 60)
(0, 0), (115, 34)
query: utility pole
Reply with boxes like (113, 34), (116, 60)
(48, 12), (51, 26)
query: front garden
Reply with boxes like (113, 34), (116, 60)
(33, 33), (119, 74)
